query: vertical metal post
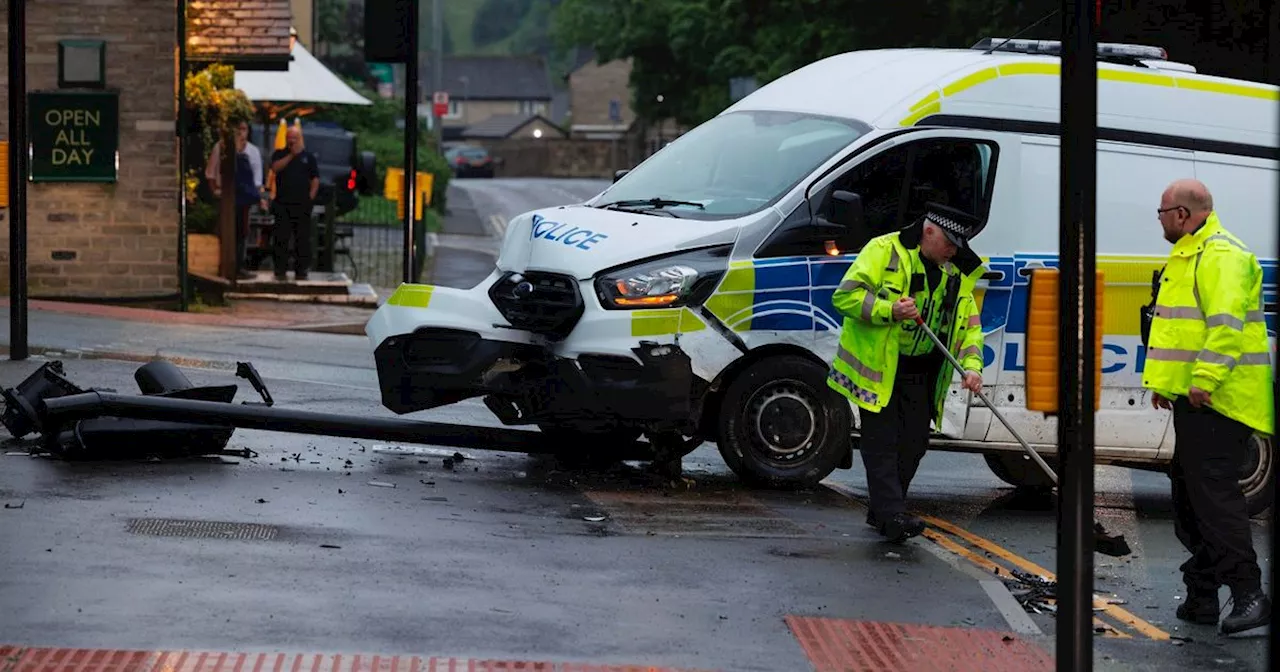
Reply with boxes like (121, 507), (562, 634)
(177, 0), (189, 311)
(432, 0), (443, 150)
(1267, 2), (1280, 669)
(8, 0), (29, 360)
(1057, 1), (1097, 670)
(401, 0), (418, 284)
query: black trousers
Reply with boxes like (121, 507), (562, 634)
(858, 363), (938, 519)
(272, 203), (313, 277)
(1170, 397), (1262, 598)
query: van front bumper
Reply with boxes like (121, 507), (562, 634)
(371, 327), (696, 430)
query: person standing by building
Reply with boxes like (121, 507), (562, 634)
(827, 203), (987, 543)
(205, 120), (265, 280)
(268, 125), (319, 281)
(1144, 178), (1272, 635)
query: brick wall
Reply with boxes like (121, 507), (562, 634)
(477, 138), (641, 179)
(0, 0), (179, 298)
(444, 99), (551, 130)
(568, 59), (635, 132)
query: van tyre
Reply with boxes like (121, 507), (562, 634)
(1241, 434), (1273, 518)
(716, 355), (852, 489)
(984, 453), (1057, 491)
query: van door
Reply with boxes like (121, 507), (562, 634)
(759, 129), (1016, 440)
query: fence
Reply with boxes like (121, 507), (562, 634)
(330, 195), (436, 294)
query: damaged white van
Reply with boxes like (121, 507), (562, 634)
(366, 39), (1278, 513)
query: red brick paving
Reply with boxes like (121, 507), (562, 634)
(785, 615), (1053, 671)
(0, 648), (713, 672)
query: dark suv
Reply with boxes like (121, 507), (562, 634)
(252, 122), (376, 217)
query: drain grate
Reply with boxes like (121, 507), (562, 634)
(126, 518), (279, 541)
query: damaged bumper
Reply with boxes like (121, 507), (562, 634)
(367, 278), (700, 431)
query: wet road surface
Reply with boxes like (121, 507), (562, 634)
(5, 358), (1033, 671)
(0, 352), (1272, 669)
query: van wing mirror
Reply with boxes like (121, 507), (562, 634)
(830, 190), (864, 229)
(614, 169), (630, 183)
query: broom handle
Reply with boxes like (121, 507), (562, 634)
(912, 315), (1059, 486)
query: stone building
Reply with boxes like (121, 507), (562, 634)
(0, 0), (290, 300)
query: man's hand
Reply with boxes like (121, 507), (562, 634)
(1151, 392), (1172, 410)
(962, 371), (982, 394)
(892, 297), (919, 322)
(1188, 386), (1212, 408)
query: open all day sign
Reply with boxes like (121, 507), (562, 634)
(28, 91), (119, 182)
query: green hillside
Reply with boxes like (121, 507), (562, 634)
(440, 0), (570, 74)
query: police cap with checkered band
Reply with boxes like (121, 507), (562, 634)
(923, 202), (983, 249)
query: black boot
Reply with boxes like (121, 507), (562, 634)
(1175, 589), (1219, 626)
(1220, 590), (1270, 635)
(880, 512), (925, 543)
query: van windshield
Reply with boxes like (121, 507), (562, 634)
(595, 110), (868, 220)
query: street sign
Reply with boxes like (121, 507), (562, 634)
(432, 90), (449, 118)
(27, 90), (118, 183)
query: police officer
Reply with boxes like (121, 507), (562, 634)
(1144, 178), (1272, 634)
(828, 203), (987, 542)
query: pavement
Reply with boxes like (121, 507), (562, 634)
(0, 178), (1274, 670)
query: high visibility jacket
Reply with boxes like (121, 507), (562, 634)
(827, 226), (987, 427)
(1142, 212), (1274, 435)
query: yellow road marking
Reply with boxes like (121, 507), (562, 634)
(918, 515), (1170, 642)
(821, 480), (1168, 641)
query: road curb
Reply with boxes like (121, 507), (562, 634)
(0, 344), (238, 372)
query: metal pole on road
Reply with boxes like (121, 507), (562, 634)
(1057, 1), (1097, 669)
(401, 0), (419, 284)
(8, 0), (29, 361)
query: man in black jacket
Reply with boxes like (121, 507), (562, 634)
(269, 126), (319, 281)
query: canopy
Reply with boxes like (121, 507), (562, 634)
(234, 41), (372, 107)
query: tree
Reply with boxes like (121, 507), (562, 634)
(551, 0), (1059, 127)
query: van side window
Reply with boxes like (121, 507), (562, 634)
(755, 136), (998, 258)
(900, 139), (996, 226)
(834, 145), (910, 237)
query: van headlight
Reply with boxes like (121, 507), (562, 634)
(595, 244), (731, 309)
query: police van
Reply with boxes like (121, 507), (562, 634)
(366, 38), (1278, 513)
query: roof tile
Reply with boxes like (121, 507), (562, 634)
(188, 0), (291, 59)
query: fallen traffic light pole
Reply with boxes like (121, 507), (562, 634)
(1, 359), (655, 462)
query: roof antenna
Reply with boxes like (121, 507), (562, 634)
(983, 9), (1062, 54)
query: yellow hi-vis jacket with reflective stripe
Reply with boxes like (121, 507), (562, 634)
(1143, 212), (1274, 436)
(826, 228), (986, 428)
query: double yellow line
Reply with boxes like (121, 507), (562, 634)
(822, 481), (1170, 641)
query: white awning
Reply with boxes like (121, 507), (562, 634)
(234, 42), (372, 106)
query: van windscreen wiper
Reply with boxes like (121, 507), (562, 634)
(600, 198), (706, 211)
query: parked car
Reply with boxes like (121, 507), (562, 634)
(444, 145), (496, 178)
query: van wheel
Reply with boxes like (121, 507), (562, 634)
(985, 453), (1057, 490)
(716, 355), (851, 489)
(1241, 434), (1273, 518)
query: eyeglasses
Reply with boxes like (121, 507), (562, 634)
(1156, 206), (1187, 216)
